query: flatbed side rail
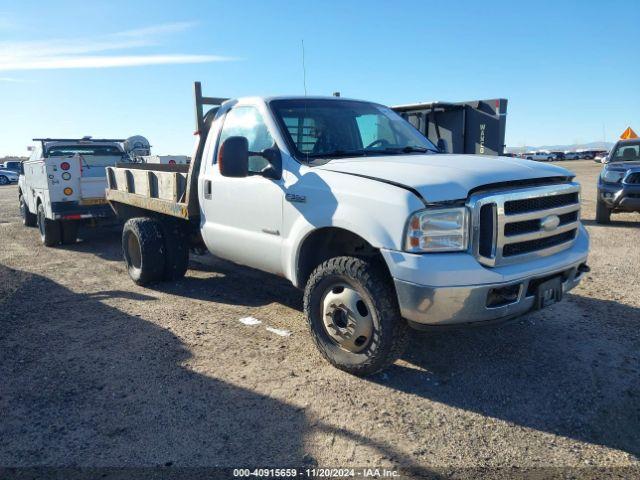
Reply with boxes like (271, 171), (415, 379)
(105, 165), (190, 219)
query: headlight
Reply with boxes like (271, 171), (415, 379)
(601, 170), (624, 183)
(405, 207), (469, 252)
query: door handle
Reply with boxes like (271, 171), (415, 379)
(204, 180), (212, 199)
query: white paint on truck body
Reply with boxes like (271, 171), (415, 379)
(19, 140), (125, 220)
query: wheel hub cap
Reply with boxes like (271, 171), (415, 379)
(322, 284), (373, 353)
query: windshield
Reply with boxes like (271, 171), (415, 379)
(44, 145), (123, 157)
(610, 141), (640, 162)
(269, 99), (438, 162)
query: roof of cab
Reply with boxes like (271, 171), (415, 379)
(232, 95), (378, 104)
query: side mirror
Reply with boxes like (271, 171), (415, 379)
(218, 136), (249, 178)
(27, 146), (34, 152)
(436, 138), (448, 153)
(259, 145), (282, 180)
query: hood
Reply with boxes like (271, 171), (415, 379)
(316, 154), (573, 203)
(604, 161), (640, 172)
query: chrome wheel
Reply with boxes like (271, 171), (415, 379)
(321, 283), (373, 353)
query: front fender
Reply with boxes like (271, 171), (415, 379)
(281, 176), (422, 285)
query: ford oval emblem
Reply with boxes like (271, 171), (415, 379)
(541, 215), (561, 231)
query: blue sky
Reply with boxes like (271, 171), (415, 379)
(0, 0), (638, 156)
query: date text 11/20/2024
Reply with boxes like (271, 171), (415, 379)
(232, 468), (400, 478)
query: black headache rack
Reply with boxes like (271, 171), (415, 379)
(185, 82), (229, 215)
(194, 82), (228, 135)
(392, 99), (508, 156)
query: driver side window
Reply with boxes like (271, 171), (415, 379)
(217, 106), (274, 173)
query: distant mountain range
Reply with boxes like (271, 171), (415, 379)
(506, 141), (614, 153)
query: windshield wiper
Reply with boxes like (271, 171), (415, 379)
(307, 149), (368, 159)
(382, 146), (438, 154)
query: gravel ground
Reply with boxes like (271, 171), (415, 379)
(0, 160), (639, 475)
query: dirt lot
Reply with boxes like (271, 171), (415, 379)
(1, 160), (639, 474)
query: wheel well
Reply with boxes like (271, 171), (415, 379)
(295, 227), (384, 288)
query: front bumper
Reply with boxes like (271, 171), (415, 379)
(382, 225), (589, 326)
(394, 260), (586, 327)
(599, 182), (640, 211)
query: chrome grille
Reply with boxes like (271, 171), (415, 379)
(468, 182), (581, 267)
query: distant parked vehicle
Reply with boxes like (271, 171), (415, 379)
(1, 161), (22, 173)
(550, 151), (565, 161)
(593, 150), (608, 162)
(577, 150), (596, 160)
(596, 139), (640, 223)
(564, 151), (581, 160)
(139, 155), (190, 165)
(0, 168), (19, 185)
(524, 151), (555, 161)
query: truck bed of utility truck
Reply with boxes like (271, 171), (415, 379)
(105, 81), (590, 376)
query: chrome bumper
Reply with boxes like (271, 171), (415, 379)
(395, 260), (587, 327)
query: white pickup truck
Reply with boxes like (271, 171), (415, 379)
(105, 82), (590, 375)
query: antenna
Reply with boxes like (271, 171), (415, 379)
(301, 39), (307, 96)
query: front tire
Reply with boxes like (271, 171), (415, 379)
(0, 175), (8, 185)
(20, 194), (37, 227)
(303, 256), (408, 376)
(595, 199), (611, 224)
(37, 203), (61, 246)
(122, 218), (165, 286)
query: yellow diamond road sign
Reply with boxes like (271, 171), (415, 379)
(620, 127), (638, 139)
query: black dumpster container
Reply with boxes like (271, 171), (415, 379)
(392, 99), (508, 156)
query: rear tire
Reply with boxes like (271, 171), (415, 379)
(20, 194), (37, 227)
(61, 221), (79, 245)
(159, 218), (189, 280)
(595, 199), (611, 224)
(303, 256), (408, 376)
(122, 217), (165, 286)
(37, 203), (61, 247)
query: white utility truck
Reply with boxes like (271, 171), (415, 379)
(18, 135), (186, 246)
(105, 82), (590, 375)
(19, 137), (130, 245)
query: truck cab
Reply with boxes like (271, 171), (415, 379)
(106, 83), (590, 376)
